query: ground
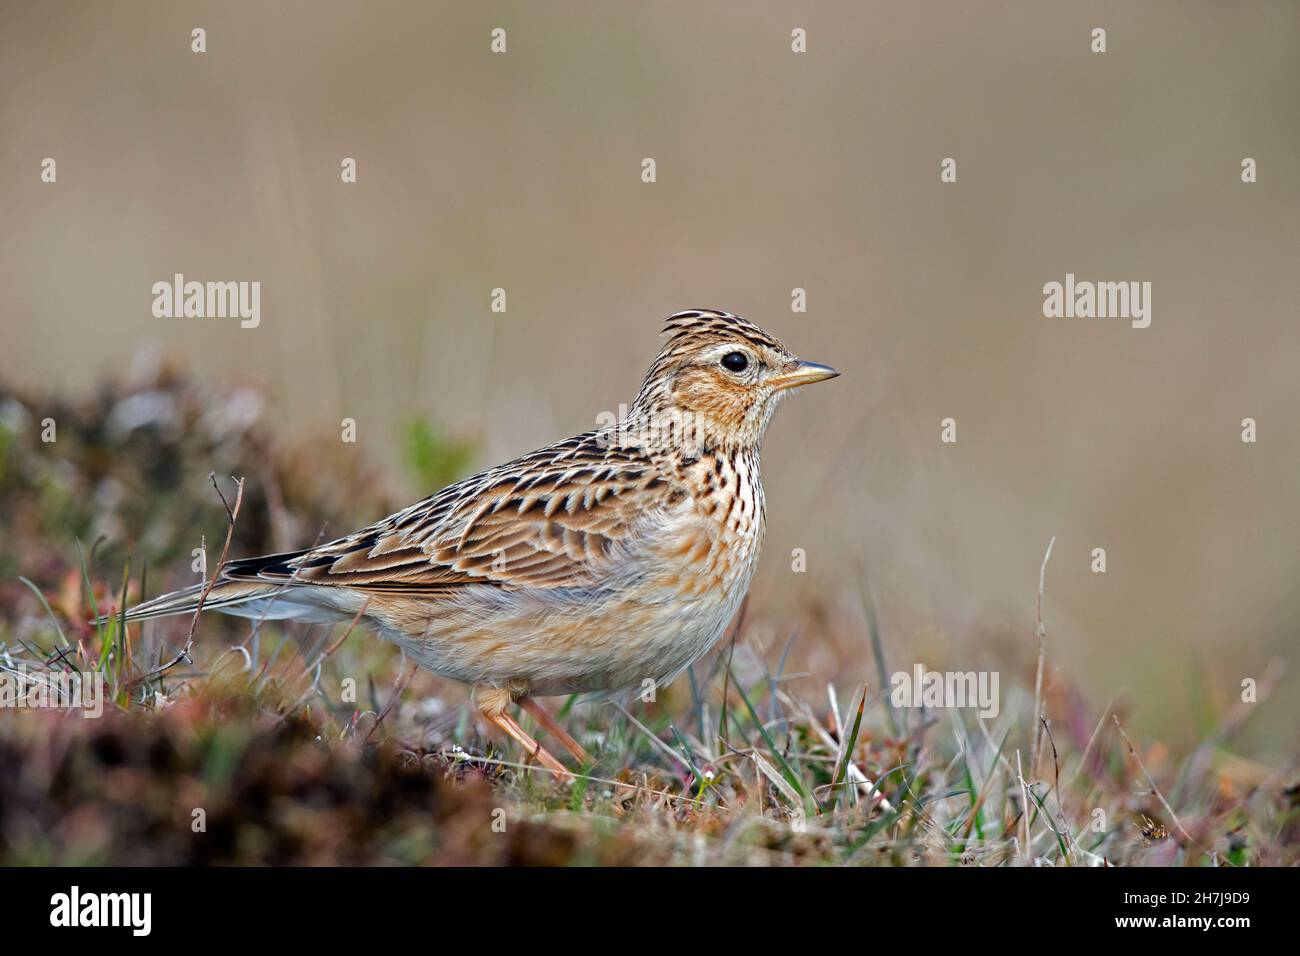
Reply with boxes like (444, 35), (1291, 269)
(0, 369), (1294, 866)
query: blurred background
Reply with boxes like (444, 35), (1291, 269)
(2, 1), (1297, 752)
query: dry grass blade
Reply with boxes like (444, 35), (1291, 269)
(1016, 749), (1032, 864)
(133, 473), (245, 686)
(752, 749), (803, 809)
(830, 684), (867, 811)
(1112, 715), (1199, 851)
(1031, 535), (1055, 772)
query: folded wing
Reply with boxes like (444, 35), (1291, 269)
(223, 432), (677, 595)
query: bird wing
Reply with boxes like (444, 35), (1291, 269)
(222, 432), (679, 595)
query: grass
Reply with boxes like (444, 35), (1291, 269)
(0, 370), (1296, 866)
(2, 553), (1293, 865)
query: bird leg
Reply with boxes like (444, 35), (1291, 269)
(475, 688), (572, 781)
(520, 697), (594, 766)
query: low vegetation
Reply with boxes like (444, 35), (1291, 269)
(1, 371), (1294, 865)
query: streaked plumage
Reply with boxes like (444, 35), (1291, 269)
(117, 309), (838, 774)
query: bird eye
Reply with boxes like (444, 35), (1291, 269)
(721, 351), (748, 373)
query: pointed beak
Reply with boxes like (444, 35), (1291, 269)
(770, 360), (840, 392)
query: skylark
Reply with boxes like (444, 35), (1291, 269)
(114, 310), (839, 776)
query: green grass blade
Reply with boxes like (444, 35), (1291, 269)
(728, 665), (812, 808)
(16, 576), (69, 648)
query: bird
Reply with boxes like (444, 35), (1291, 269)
(110, 309), (839, 778)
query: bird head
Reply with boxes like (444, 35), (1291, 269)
(628, 309), (839, 453)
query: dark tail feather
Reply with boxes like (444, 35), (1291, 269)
(93, 578), (283, 626)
